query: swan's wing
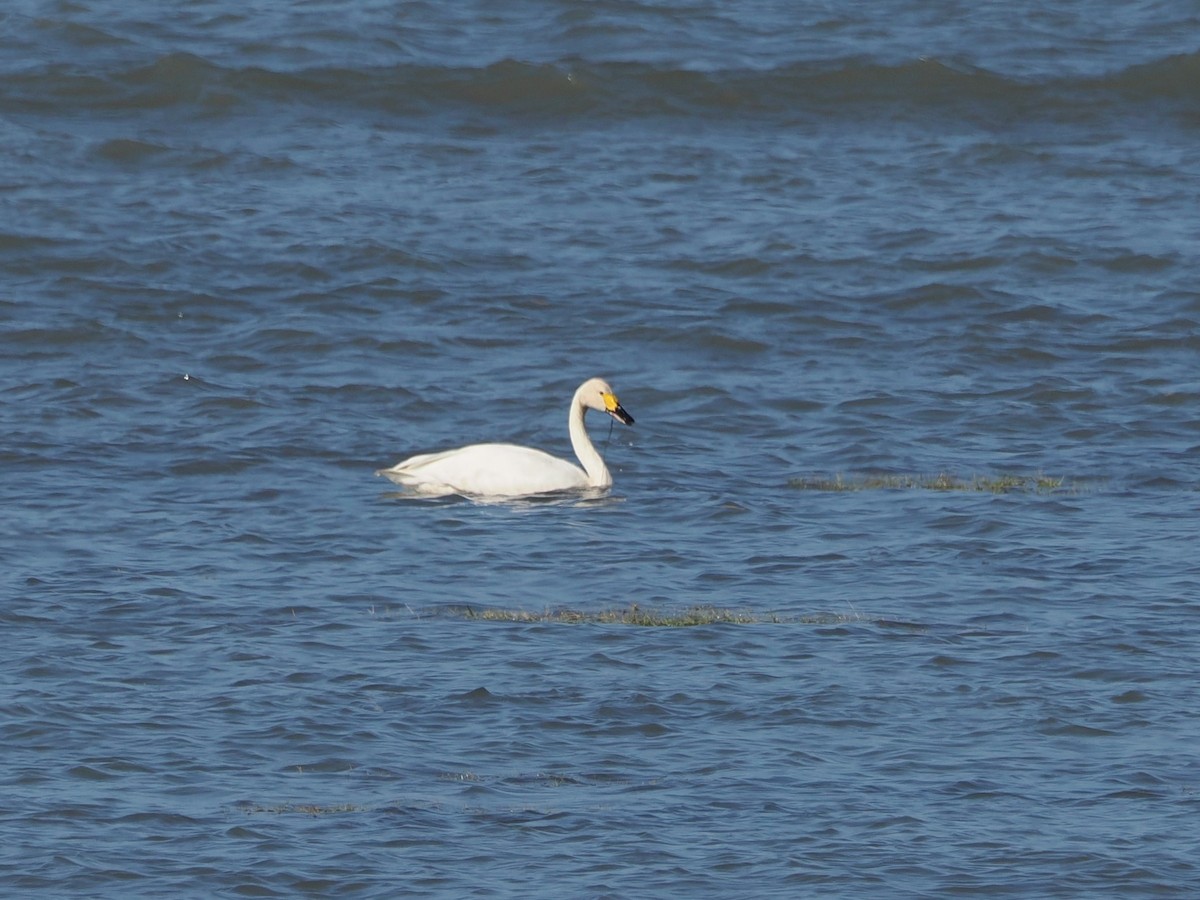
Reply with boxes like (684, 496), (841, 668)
(377, 443), (588, 497)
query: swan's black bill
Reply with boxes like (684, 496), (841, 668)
(609, 404), (634, 426)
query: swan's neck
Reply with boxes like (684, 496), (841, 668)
(569, 394), (611, 488)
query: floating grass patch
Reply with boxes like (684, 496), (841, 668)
(238, 802), (365, 816)
(449, 604), (871, 627)
(789, 472), (1067, 494)
(457, 603), (762, 626)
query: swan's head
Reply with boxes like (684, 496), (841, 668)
(578, 377), (634, 426)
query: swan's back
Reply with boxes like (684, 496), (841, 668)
(378, 443), (588, 497)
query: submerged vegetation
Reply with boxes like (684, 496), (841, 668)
(789, 472), (1068, 494)
(451, 604), (867, 627)
(238, 802), (364, 816)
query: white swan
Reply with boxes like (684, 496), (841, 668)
(376, 377), (634, 499)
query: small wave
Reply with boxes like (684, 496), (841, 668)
(1102, 51), (1200, 100)
(92, 137), (170, 162)
(7, 51), (1199, 121)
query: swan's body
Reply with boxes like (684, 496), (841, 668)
(376, 377), (634, 499)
